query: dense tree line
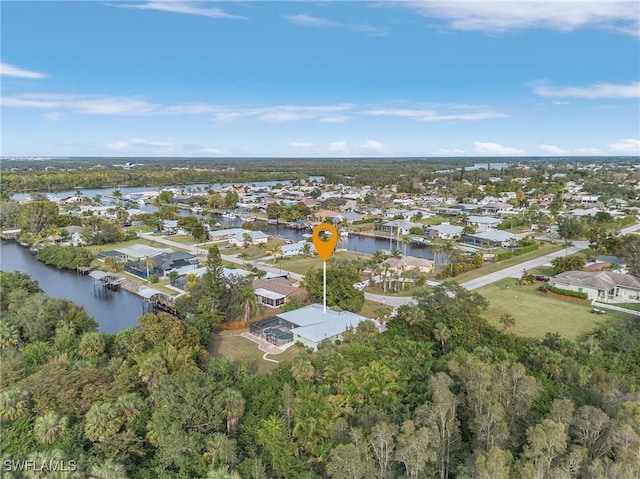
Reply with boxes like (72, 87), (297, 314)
(1, 270), (639, 478)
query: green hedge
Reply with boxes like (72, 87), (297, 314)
(513, 244), (539, 256)
(496, 251), (514, 261)
(543, 285), (588, 300)
(36, 245), (95, 270)
(352, 217), (379, 225)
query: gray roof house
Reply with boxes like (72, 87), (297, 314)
(461, 230), (520, 248)
(551, 271), (640, 303)
(425, 223), (464, 239)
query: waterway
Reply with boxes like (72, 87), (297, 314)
(0, 241), (143, 334)
(10, 180), (293, 202)
(216, 216), (445, 263)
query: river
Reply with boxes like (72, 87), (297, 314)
(0, 241), (144, 333)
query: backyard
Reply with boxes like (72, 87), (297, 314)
(477, 278), (634, 340)
(277, 250), (371, 276)
(209, 332), (300, 374)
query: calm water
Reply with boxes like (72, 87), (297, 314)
(0, 241), (143, 333)
(217, 216), (444, 262)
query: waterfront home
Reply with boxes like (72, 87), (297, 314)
(336, 212), (364, 224)
(208, 228), (269, 246)
(461, 230), (520, 248)
(375, 219), (421, 236)
(551, 271), (640, 303)
(252, 276), (306, 308)
(97, 244), (172, 263)
(382, 256), (433, 274)
(125, 250), (198, 278)
(481, 202), (514, 215)
(425, 223), (463, 240)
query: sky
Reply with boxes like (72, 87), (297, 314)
(1, 0), (639, 158)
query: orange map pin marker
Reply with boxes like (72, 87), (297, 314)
(312, 223), (338, 261)
(312, 223), (338, 313)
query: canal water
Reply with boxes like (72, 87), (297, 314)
(0, 241), (143, 333)
(216, 216), (444, 262)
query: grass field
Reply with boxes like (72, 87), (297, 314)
(277, 251), (371, 275)
(359, 299), (393, 320)
(165, 234), (198, 245)
(477, 278), (633, 340)
(209, 332), (300, 374)
(451, 242), (565, 283)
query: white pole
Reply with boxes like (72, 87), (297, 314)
(323, 260), (327, 313)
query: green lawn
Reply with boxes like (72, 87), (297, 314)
(165, 234), (198, 245)
(277, 251), (371, 276)
(359, 299), (393, 320)
(209, 333), (301, 374)
(477, 278), (633, 340)
(452, 242), (565, 283)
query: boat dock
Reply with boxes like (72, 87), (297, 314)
(89, 270), (124, 292)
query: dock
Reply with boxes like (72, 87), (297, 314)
(77, 266), (96, 275)
(0, 229), (21, 240)
(140, 288), (179, 317)
(89, 270), (124, 292)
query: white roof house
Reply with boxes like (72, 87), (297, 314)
(426, 223), (464, 239)
(276, 304), (374, 350)
(462, 230), (520, 247)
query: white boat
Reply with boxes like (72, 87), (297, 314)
(222, 211), (237, 219)
(340, 231), (349, 237)
(137, 199), (146, 205)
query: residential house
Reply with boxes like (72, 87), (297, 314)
(382, 256), (433, 274)
(466, 216), (501, 232)
(125, 250), (198, 278)
(375, 219), (421, 236)
(482, 202), (514, 215)
(253, 304), (374, 350)
(209, 228), (269, 245)
(461, 230), (520, 248)
(551, 271), (640, 303)
(425, 223), (463, 240)
(252, 276), (307, 308)
(281, 241), (315, 258)
(336, 212), (364, 224)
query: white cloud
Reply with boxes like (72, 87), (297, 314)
(328, 141), (347, 152)
(214, 104), (354, 123)
(574, 147), (603, 155)
(398, 1), (639, 36)
(1, 93), (162, 115)
(289, 142), (313, 149)
(284, 14), (338, 27)
(530, 81), (640, 99)
(41, 112), (63, 121)
(117, 1), (246, 20)
(284, 13), (387, 36)
(358, 140), (386, 153)
(607, 138), (640, 154)
(364, 107), (507, 121)
(107, 137), (226, 156)
(540, 144), (568, 154)
(0, 62), (48, 79)
(2, 93), (354, 122)
(473, 141), (525, 155)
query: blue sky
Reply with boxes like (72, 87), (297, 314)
(1, 1), (639, 157)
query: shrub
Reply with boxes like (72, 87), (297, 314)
(542, 284), (588, 299)
(496, 251), (514, 261)
(36, 245), (95, 270)
(513, 244), (539, 256)
(148, 274), (159, 283)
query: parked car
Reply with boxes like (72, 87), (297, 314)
(535, 275), (550, 282)
(353, 281), (369, 290)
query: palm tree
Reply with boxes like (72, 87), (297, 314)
(115, 393), (144, 421)
(34, 411), (69, 444)
(0, 322), (20, 350)
(238, 285), (259, 322)
(137, 354), (168, 390)
(0, 389), (30, 422)
(265, 241), (282, 265)
(78, 331), (106, 360)
(563, 240), (574, 256)
(84, 402), (121, 442)
(221, 388), (246, 434)
(144, 256), (156, 279)
(431, 242), (443, 267)
(291, 355), (315, 383)
(89, 459), (129, 479)
(432, 322), (451, 349)
(500, 313), (516, 333)
(391, 247), (403, 260)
